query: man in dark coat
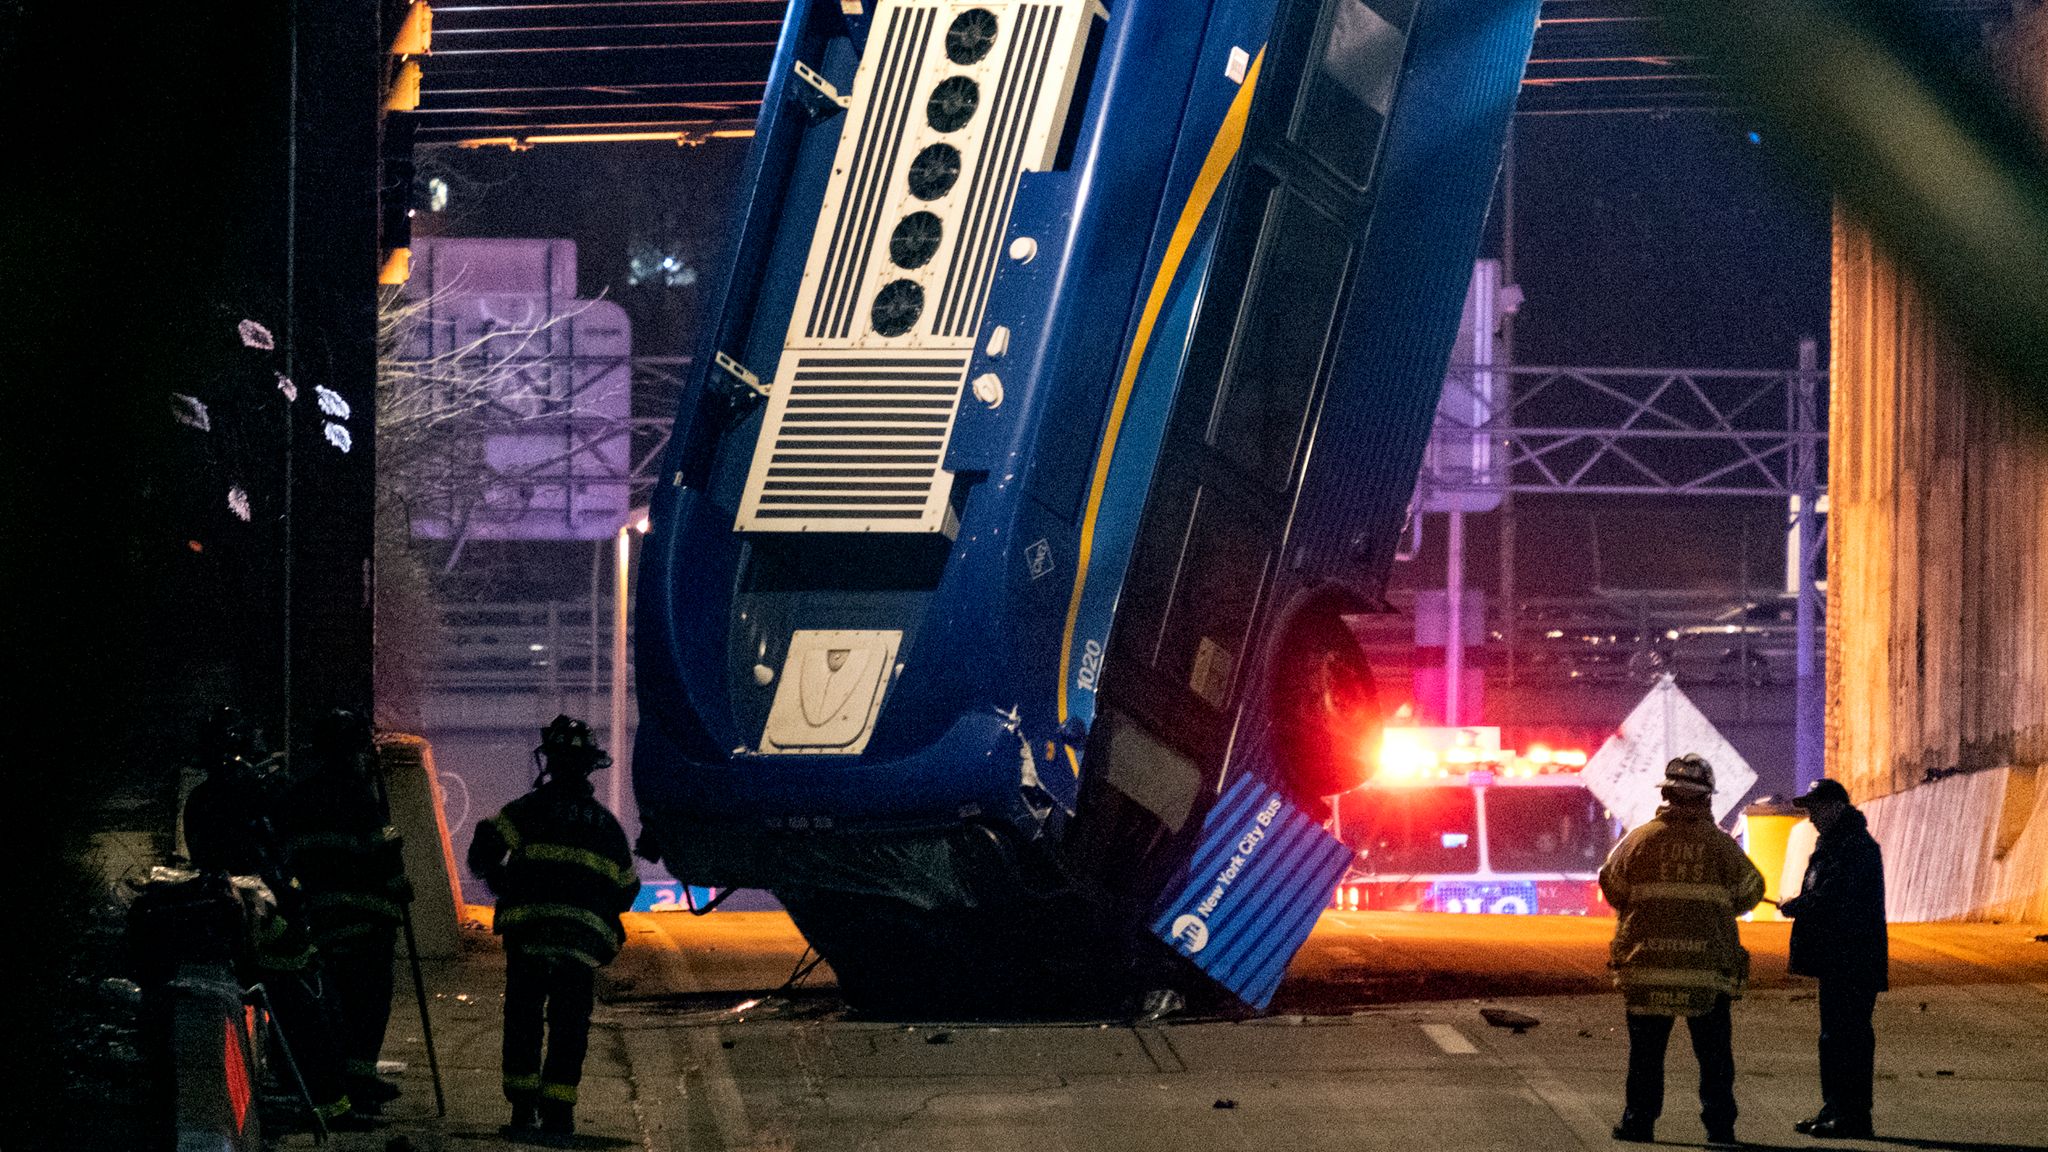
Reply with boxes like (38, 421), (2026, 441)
(468, 715), (640, 1144)
(1779, 778), (1888, 1139)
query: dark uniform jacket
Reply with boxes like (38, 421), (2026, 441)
(186, 768), (290, 888)
(184, 768), (319, 973)
(1780, 806), (1888, 989)
(280, 769), (411, 950)
(468, 776), (640, 967)
(1599, 798), (1766, 1016)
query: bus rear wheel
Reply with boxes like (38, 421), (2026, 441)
(1268, 604), (1381, 809)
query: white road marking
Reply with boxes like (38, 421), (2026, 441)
(1421, 1023), (1479, 1054)
(1514, 1062), (1622, 1151)
(620, 1026), (687, 1152)
(644, 922), (758, 1150)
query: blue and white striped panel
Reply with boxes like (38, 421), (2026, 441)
(1148, 774), (1354, 1010)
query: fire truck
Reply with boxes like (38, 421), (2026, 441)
(1332, 727), (1618, 916)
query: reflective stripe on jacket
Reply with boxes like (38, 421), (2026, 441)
(468, 776), (639, 967)
(281, 769), (411, 948)
(1599, 799), (1765, 1016)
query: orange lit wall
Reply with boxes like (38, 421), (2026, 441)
(1824, 10), (2048, 921)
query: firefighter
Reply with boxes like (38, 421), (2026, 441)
(280, 708), (411, 1113)
(468, 715), (640, 1142)
(183, 706), (290, 885)
(1780, 778), (1888, 1139)
(181, 706), (359, 1130)
(1599, 753), (1765, 1147)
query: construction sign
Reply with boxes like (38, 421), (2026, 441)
(1583, 674), (1757, 829)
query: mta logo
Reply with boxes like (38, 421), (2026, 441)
(1170, 914), (1209, 953)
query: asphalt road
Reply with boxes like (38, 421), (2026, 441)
(610, 909), (2048, 1015)
(307, 910), (2048, 1151)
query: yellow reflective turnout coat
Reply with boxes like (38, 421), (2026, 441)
(1599, 798), (1765, 1016)
(467, 775), (639, 968)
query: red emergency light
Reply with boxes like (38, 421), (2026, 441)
(1366, 727), (1589, 785)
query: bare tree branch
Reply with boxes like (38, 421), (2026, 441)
(372, 280), (601, 727)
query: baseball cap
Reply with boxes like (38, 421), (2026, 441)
(1792, 778), (1851, 808)
(1663, 753), (1715, 795)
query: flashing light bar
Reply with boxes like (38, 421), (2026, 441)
(1365, 727), (1590, 785)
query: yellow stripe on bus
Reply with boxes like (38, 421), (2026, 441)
(1056, 50), (1266, 741)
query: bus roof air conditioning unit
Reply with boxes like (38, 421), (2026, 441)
(736, 0), (1105, 534)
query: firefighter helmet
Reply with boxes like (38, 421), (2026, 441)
(1663, 753), (1716, 796)
(310, 707), (374, 769)
(538, 714), (612, 775)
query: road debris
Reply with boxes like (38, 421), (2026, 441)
(1479, 1007), (1541, 1033)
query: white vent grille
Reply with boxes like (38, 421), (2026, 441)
(802, 6), (938, 341)
(737, 351), (969, 527)
(738, 0), (1104, 534)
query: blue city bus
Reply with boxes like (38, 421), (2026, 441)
(634, 0), (1539, 1010)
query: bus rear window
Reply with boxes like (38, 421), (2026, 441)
(1486, 788), (1615, 874)
(1340, 786), (1477, 874)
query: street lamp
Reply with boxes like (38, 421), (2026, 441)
(611, 508), (651, 817)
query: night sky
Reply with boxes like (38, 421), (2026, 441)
(1510, 112), (1831, 371)
(1432, 109), (1828, 599)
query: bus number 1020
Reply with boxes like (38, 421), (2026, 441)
(1076, 639), (1105, 692)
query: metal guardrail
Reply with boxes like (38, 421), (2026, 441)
(429, 601), (635, 693)
(1352, 590), (1816, 688)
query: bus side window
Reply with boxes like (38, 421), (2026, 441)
(1205, 188), (1351, 490)
(1288, 0), (1411, 190)
(1095, 708), (1203, 833)
(1155, 490), (1274, 709)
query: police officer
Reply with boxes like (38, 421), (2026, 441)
(181, 706), (360, 1130)
(1780, 778), (1888, 1139)
(280, 708), (411, 1113)
(1600, 754), (1765, 1147)
(468, 715), (640, 1143)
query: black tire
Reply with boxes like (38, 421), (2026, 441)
(1267, 603), (1382, 806)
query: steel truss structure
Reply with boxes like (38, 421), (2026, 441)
(1423, 362), (1825, 500)
(395, 356), (1828, 539)
(409, 0), (2015, 145)
(1407, 357), (1828, 783)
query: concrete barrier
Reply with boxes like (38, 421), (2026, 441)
(377, 734), (464, 958)
(1862, 765), (2048, 923)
